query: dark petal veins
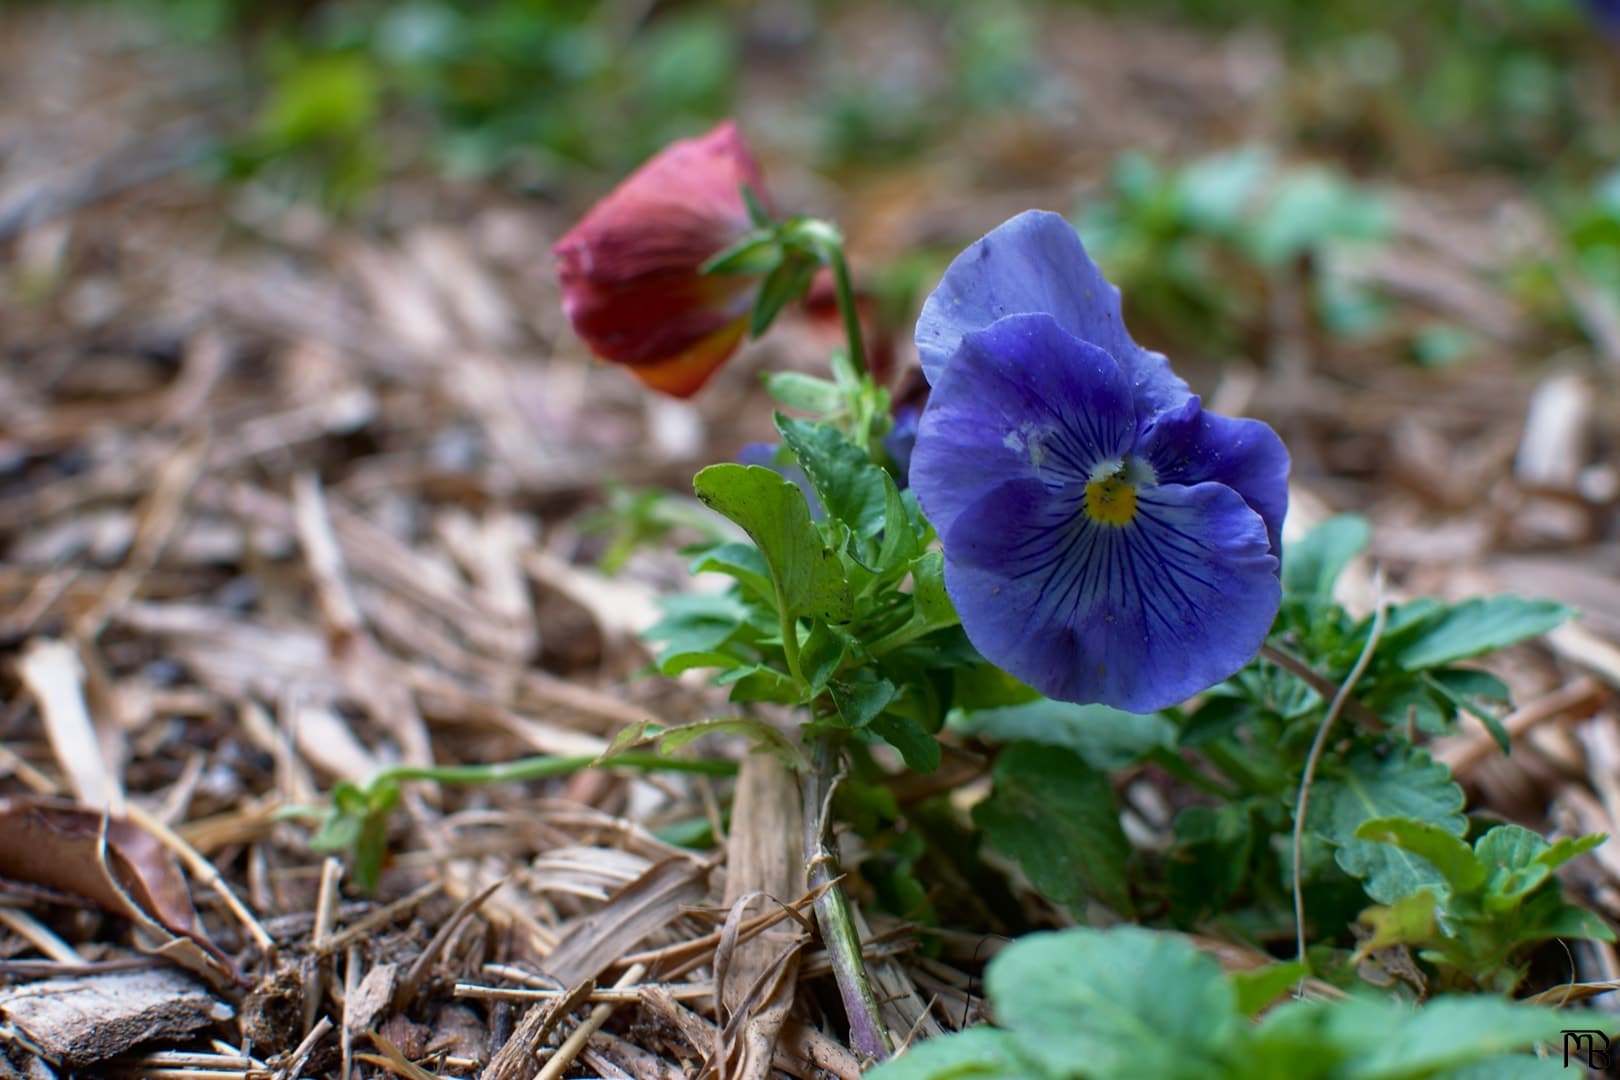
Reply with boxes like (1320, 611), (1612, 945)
(1136, 396), (1290, 559)
(914, 210), (1189, 416)
(910, 313), (1137, 542)
(942, 479), (1279, 713)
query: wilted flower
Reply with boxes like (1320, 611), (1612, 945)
(910, 211), (1288, 713)
(553, 121), (768, 397)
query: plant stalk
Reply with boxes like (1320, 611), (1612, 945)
(802, 731), (891, 1060)
(823, 242), (868, 379)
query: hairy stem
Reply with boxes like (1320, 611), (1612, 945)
(802, 731), (890, 1060)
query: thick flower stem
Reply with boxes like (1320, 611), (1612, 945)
(801, 731), (891, 1061)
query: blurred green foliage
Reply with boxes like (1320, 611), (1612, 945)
(94, 0), (1617, 209)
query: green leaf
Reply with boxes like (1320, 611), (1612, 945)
(1175, 146), (1273, 232)
(1430, 1056), (1563, 1080)
(974, 744), (1133, 916)
(1393, 597), (1572, 671)
(1230, 961), (1309, 1021)
(763, 372), (844, 417)
(741, 183), (772, 229)
(702, 230), (780, 275)
(600, 716), (806, 771)
(1474, 824), (1551, 896)
(1355, 888), (1442, 957)
(776, 415), (887, 539)
(799, 621), (848, 698)
(749, 251), (818, 337)
(1249, 168), (1391, 267)
(1355, 817), (1487, 894)
(692, 464), (852, 624)
(829, 676), (897, 729)
(1421, 669), (1513, 752)
(1282, 514), (1370, 599)
(986, 927), (1236, 1080)
(951, 699), (1174, 771)
(644, 591), (753, 667)
(1168, 802), (1254, 921)
(869, 712), (941, 772)
(1339, 996), (1569, 1079)
(1306, 742), (1466, 903)
(1252, 995), (1566, 1080)
(873, 476), (921, 575)
(862, 1027), (1036, 1080)
(1533, 832), (1606, 872)
(688, 542), (775, 607)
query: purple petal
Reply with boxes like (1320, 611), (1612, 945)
(910, 313), (1137, 543)
(883, 405), (921, 487)
(942, 479), (1280, 713)
(915, 210), (1188, 415)
(1136, 397), (1290, 558)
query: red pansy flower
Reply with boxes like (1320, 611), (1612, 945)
(553, 121), (768, 398)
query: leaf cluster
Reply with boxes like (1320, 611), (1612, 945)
(865, 926), (1567, 1080)
(1355, 820), (1615, 992)
(646, 368), (976, 771)
(945, 514), (1602, 996)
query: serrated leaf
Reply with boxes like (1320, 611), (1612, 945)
(1282, 514), (1370, 599)
(1307, 743), (1467, 903)
(1393, 597), (1572, 672)
(869, 712), (941, 771)
(862, 1027), (1036, 1080)
(1533, 832), (1606, 872)
(693, 464), (852, 624)
(986, 928), (1235, 1080)
(1355, 817), (1486, 894)
(776, 415), (888, 539)
(974, 744), (1132, 916)
(763, 372), (844, 416)
(1354, 888), (1442, 960)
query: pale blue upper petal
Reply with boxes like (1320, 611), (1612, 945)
(915, 210), (1188, 416)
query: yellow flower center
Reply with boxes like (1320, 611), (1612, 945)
(1084, 475), (1138, 526)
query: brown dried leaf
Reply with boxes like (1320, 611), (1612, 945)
(0, 797), (236, 984)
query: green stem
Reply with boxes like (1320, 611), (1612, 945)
(777, 590), (807, 694)
(802, 731), (891, 1060)
(824, 242), (868, 380)
(374, 751), (738, 788)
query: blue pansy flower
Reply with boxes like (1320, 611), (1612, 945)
(910, 211), (1289, 713)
